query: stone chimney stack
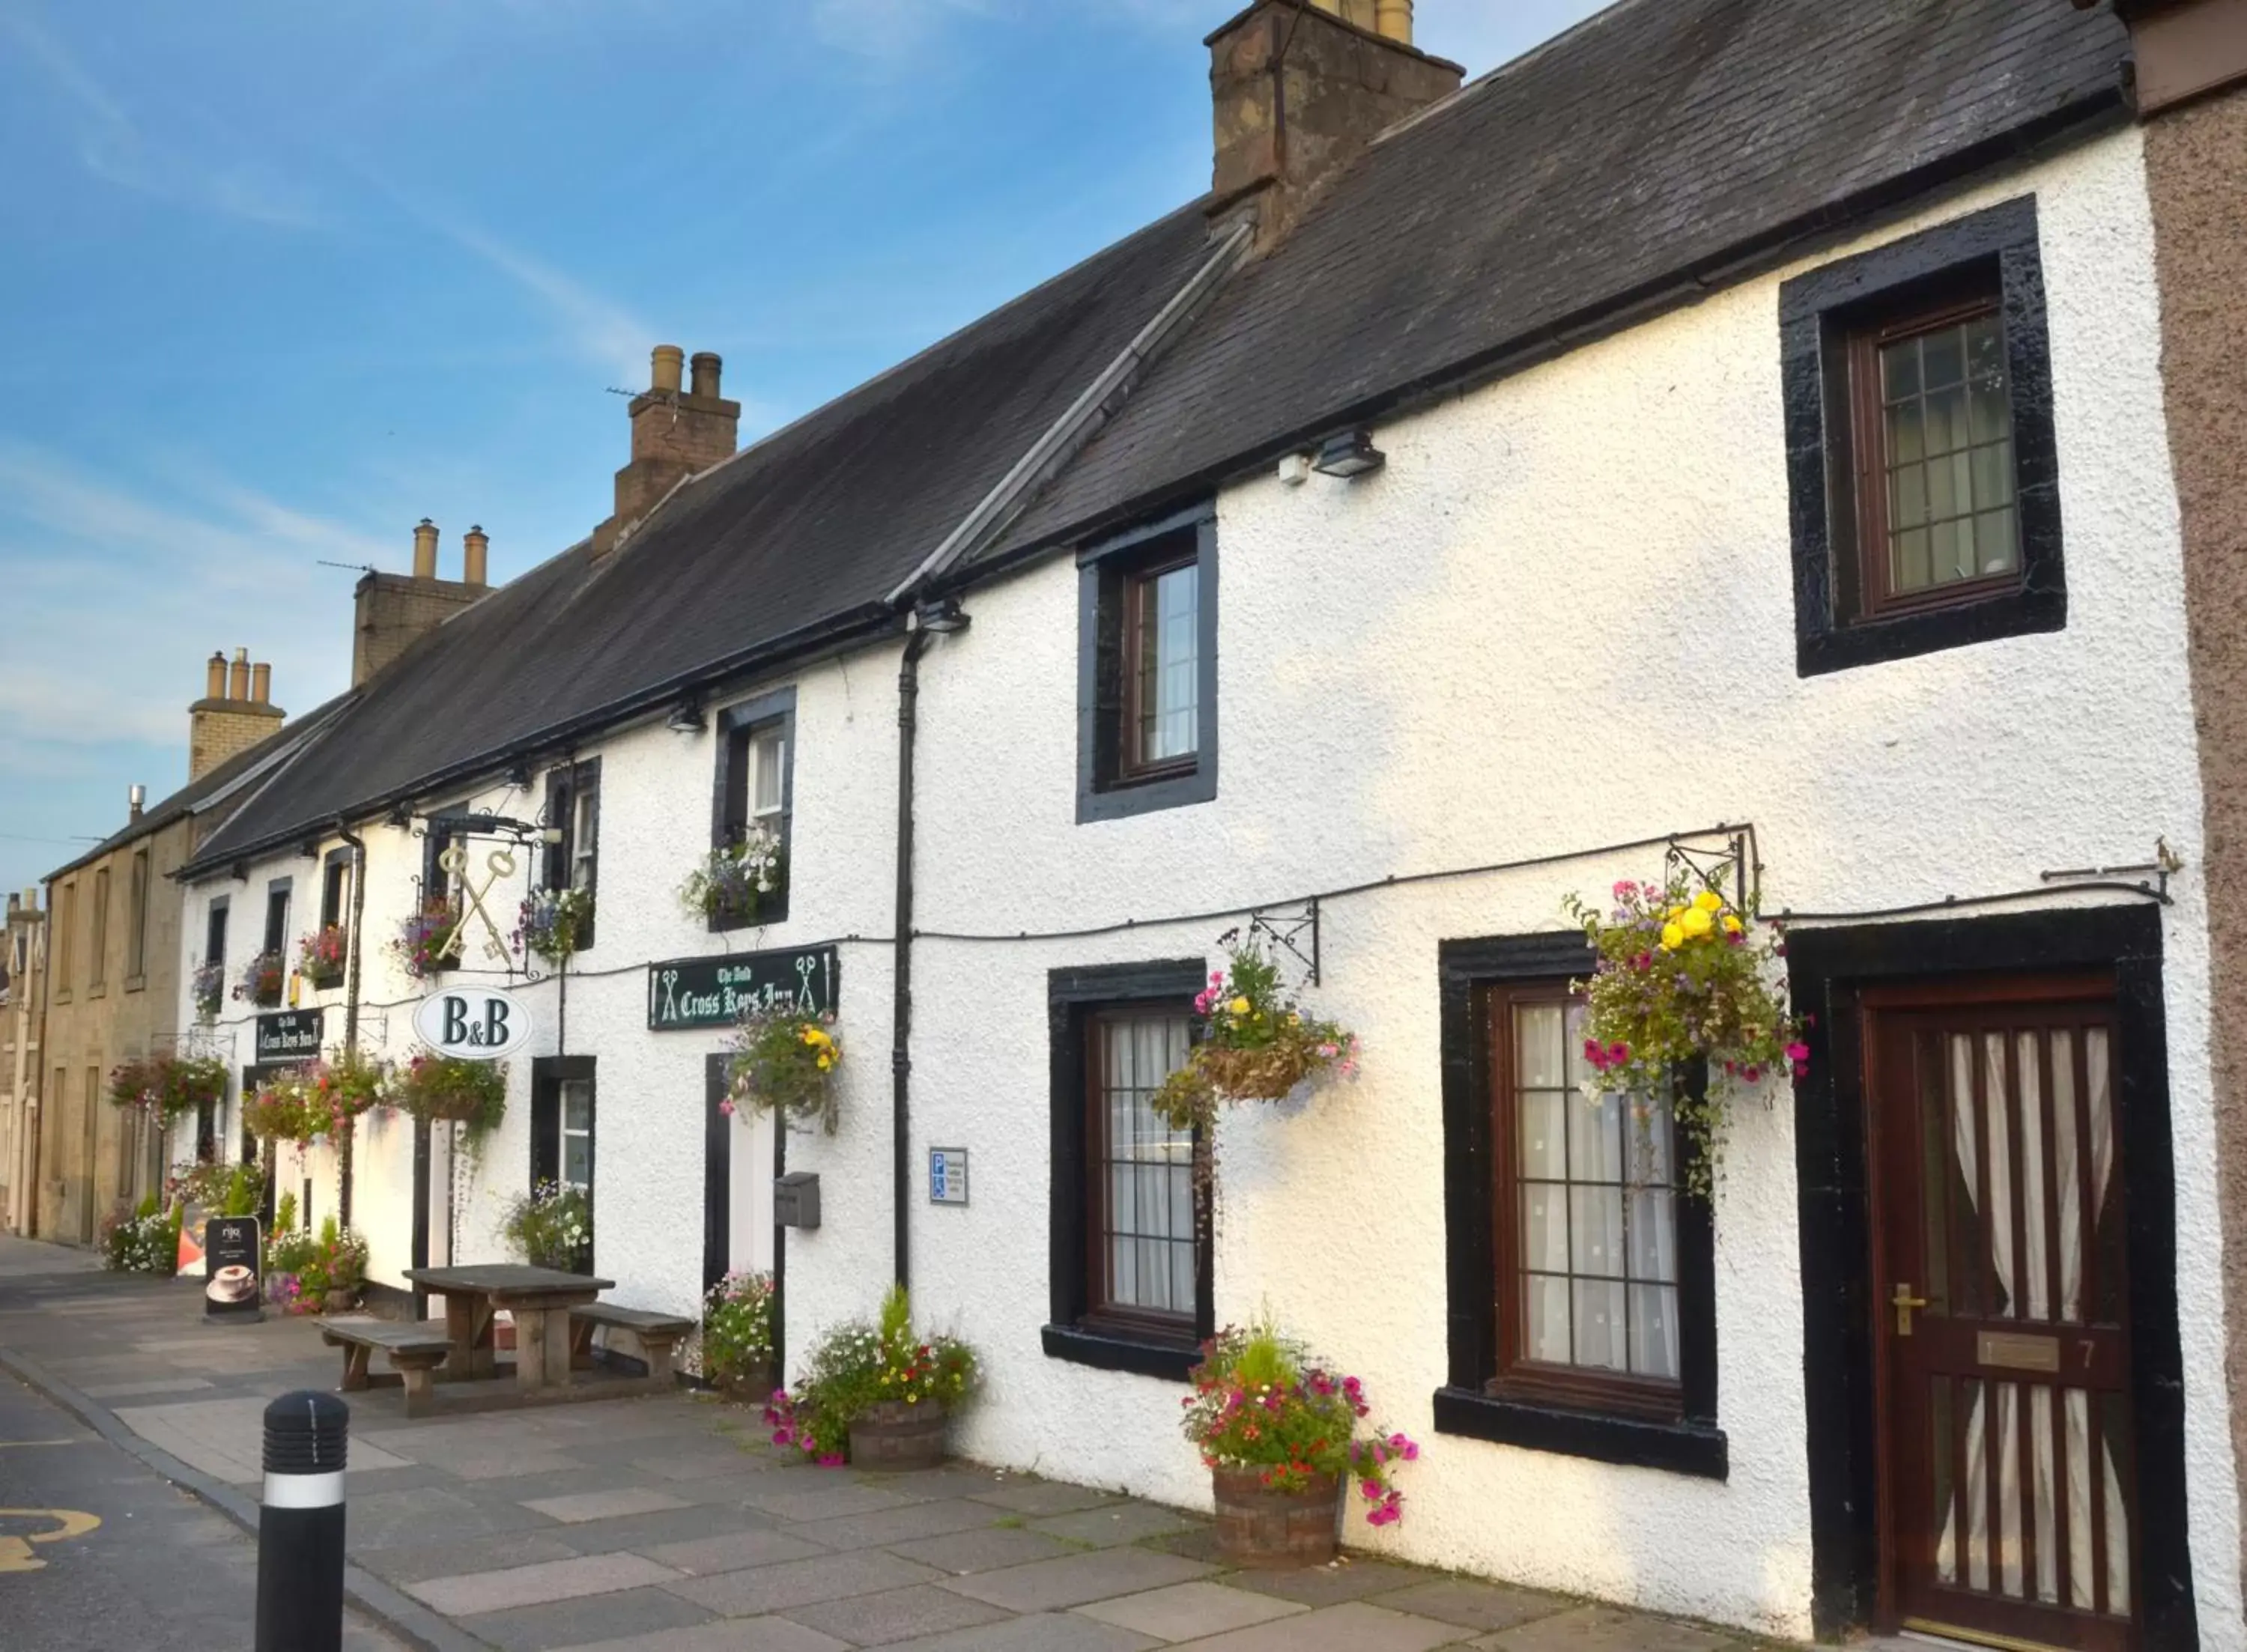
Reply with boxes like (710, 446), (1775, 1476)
(351, 517), (494, 686)
(1207, 0), (1461, 252)
(188, 648), (285, 780)
(591, 345), (741, 557)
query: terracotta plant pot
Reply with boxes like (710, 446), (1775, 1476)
(324, 1287), (356, 1314)
(848, 1400), (946, 1470)
(716, 1361), (776, 1405)
(1210, 1468), (1343, 1569)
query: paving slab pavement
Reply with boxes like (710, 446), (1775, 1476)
(0, 1234), (1801, 1651)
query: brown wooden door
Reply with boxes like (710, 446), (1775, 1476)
(1864, 975), (2138, 1651)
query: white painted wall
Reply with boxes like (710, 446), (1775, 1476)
(881, 128), (2243, 1642)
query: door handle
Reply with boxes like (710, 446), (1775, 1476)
(1892, 1282), (1929, 1336)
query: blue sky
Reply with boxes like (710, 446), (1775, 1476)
(0, 0), (1605, 898)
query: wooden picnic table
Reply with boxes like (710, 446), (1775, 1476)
(403, 1263), (615, 1395)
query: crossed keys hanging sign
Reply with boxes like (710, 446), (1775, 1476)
(436, 839), (521, 970)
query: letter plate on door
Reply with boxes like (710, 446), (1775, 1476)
(1977, 1331), (2061, 1373)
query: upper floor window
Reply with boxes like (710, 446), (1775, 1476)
(125, 848), (150, 984)
(1781, 196), (2062, 676)
(204, 896), (228, 974)
(1078, 505), (1218, 822)
(88, 868), (110, 992)
(263, 880), (291, 956)
(319, 849), (350, 932)
(543, 760), (601, 950)
(55, 881), (76, 994)
(712, 689), (795, 929)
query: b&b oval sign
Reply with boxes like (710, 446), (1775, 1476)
(413, 986), (534, 1062)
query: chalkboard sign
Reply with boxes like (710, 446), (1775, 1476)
(202, 1216), (264, 1322)
(648, 946), (839, 1031)
(254, 1009), (324, 1064)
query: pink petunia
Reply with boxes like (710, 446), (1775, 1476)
(1785, 1042), (1810, 1063)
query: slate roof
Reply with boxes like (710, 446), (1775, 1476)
(184, 199), (1223, 873)
(184, 0), (2130, 872)
(46, 693), (353, 884)
(972, 0), (2130, 565)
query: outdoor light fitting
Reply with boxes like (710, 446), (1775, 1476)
(667, 696), (708, 735)
(1312, 429), (1386, 479)
(915, 597), (970, 634)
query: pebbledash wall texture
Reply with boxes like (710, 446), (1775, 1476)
(871, 127), (2244, 1641)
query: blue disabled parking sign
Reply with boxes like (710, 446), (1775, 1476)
(928, 1148), (968, 1206)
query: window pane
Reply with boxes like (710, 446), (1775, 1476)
(562, 1082), (591, 1132)
(1570, 1090), (1622, 1183)
(1132, 562), (1198, 767)
(1524, 1275), (1571, 1364)
(1878, 310), (2016, 602)
(1519, 1090), (1566, 1180)
(1570, 1185), (1625, 1280)
(1572, 1279), (1628, 1370)
(1515, 1004), (1563, 1087)
(1629, 1190), (1677, 1282)
(1882, 335), (1920, 401)
(1523, 1185), (1567, 1272)
(1630, 1284), (1680, 1379)
(1626, 1092), (1673, 1185)
(562, 1135), (589, 1188)
(752, 732), (784, 815)
(1923, 327), (1965, 391)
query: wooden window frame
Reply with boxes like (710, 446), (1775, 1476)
(543, 758), (601, 950)
(204, 895), (228, 977)
(318, 848), (351, 933)
(1780, 195), (2063, 677)
(1045, 959), (1213, 1381)
(531, 1056), (595, 1272)
(263, 878), (291, 958)
(710, 687), (795, 932)
(1076, 504), (1219, 824)
(1487, 978), (1685, 1424)
(1116, 549), (1201, 785)
(1080, 1006), (1204, 1343)
(1842, 281), (2020, 624)
(1436, 933), (1724, 1479)
(125, 848), (150, 987)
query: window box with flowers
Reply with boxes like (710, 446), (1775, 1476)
(515, 887), (594, 969)
(299, 925), (348, 990)
(191, 962), (224, 1024)
(1184, 1321), (1421, 1569)
(392, 905), (464, 981)
(681, 825), (787, 932)
(235, 949), (285, 1009)
(723, 1005), (840, 1135)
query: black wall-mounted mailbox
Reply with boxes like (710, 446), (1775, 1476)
(774, 1171), (822, 1230)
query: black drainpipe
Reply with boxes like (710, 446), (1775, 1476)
(337, 822), (368, 1228)
(891, 627), (937, 1291)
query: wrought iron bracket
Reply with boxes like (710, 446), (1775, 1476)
(1219, 898), (1321, 989)
(1664, 827), (1761, 914)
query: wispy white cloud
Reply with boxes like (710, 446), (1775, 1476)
(0, 6), (327, 229)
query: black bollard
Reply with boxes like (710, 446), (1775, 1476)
(256, 1390), (349, 1652)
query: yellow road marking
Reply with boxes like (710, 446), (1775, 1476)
(0, 1509), (101, 1573)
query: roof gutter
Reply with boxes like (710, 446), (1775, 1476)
(886, 219), (1255, 606)
(178, 601), (906, 880)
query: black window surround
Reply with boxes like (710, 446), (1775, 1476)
(264, 878), (292, 956)
(1076, 502), (1219, 824)
(712, 687), (795, 932)
(1788, 905), (2197, 1648)
(1046, 958), (1213, 1381)
(1437, 932), (1726, 1480)
(543, 757), (601, 951)
(319, 847), (351, 932)
(204, 896), (228, 975)
(531, 1056), (595, 1274)
(1781, 195), (2063, 676)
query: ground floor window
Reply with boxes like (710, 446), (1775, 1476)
(532, 1057), (594, 1272)
(1045, 960), (1211, 1380)
(1436, 932), (1722, 1478)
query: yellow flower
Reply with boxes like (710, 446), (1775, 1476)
(1693, 889), (1723, 913)
(1667, 905), (1686, 920)
(1721, 914), (1744, 935)
(1228, 997), (1250, 1016)
(817, 1054), (834, 1070)
(1286, 1012), (1300, 1027)
(1680, 906), (1714, 938)
(1660, 922), (1686, 950)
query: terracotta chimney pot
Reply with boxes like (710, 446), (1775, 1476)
(228, 648), (251, 701)
(691, 352), (723, 398)
(204, 652), (227, 700)
(412, 517), (439, 580)
(463, 525), (489, 589)
(250, 661), (272, 705)
(651, 345), (686, 395)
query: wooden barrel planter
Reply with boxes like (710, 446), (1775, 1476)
(1211, 1469), (1343, 1568)
(848, 1401), (947, 1470)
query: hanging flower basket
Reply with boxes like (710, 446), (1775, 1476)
(515, 887), (594, 967)
(191, 962), (224, 1024)
(681, 825), (787, 929)
(1562, 875), (1807, 1196)
(234, 949), (285, 1008)
(390, 1055), (507, 1135)
(1152, 944), (1358, 1131)
(724, 1006), (841, 1135)
(108, 1054), (228, 1123)
(299, 925), (348, 989)
(244, 1054), (386, 1149)
(392, 905), (464, 980)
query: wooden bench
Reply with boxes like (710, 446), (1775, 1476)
(568, 1304), (694, 1390)
(318, 1319), (455, 1417)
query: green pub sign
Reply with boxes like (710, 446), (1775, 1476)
(647, 945), (839, 1031)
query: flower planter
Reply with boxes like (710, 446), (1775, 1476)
(1211, 1469), (1343, 1569)
(305, 967), (344, 991)
(848, 1401), (946, 1470)
(1195, 1042), (1318, 1102)
(715, 1361), (777, 1406)
(324, 1287), (356, 1314)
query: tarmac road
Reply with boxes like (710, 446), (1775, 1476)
(0, 1345), (405, 1651)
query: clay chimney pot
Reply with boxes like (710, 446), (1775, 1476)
(204, 652), (227, 701)
(651, 344), (685, 395)
(251, 661), (272, 705)
(463, 525), (489, 589)
(690, 352), (723, 399)
(411, 517), (440, 580)
(228, 648), (251, 702)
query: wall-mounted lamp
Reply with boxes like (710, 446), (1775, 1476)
(667, 696), (708, 735)
(1312, 430), (1386, 479)
(506, 759), (533, 788)
(386, 804), (412, 828)
(1277, 452), (1313, 487)
(915, 597), (970, 635)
